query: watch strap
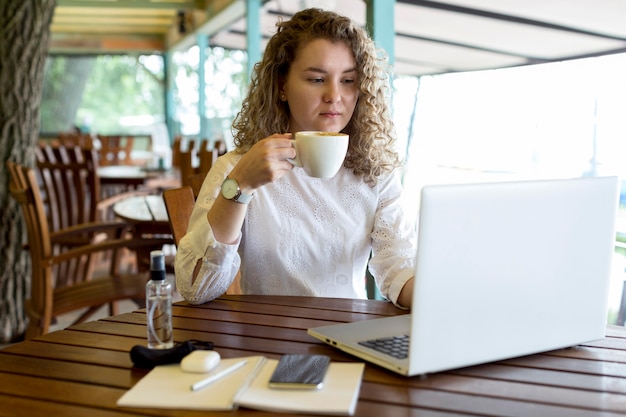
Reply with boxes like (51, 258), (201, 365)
(233, 189), (253, 204)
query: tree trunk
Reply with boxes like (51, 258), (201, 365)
(0, 0), (55, 342)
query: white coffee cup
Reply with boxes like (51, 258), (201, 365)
(288, 131), (349, 178)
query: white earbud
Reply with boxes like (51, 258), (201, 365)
(180, 350), (221, 373)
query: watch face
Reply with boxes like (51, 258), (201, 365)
(221, 178), (238, 199)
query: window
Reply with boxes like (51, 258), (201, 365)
(171, 45), (248, 142)
(395, 52), (626, 322)
(40, 54), (165, 136)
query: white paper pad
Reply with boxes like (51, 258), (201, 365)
(238, 359), (364, 415)
(117, 356), (265, 410)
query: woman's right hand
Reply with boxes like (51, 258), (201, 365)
(228, 134), (296, 194)
(208, 134), (296, 245)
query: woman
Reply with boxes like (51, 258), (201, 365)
(175, 8), (416, 307)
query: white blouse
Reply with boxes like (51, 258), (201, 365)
(174, 151), (417, 306)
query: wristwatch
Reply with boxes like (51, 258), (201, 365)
(220, 177), (253, 204)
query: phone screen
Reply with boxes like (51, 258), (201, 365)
(268, 354), (331, 390)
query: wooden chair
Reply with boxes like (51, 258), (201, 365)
(36, 143), (162, 272)
(162, 186), (195, 246)
(171, 135), (183, 169)
(178, 138), (196, 193)
(57, 132), (95, 149)
(35, 143), (153, 224)
(7, 161), (172, 339)
(162, 186), (241, 294)
(213, 139), (227, 156)
(96, 134), (134, 166)
(198, 139), (218, 175)
(179, 138), (218, 197)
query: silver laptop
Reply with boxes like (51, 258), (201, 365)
(308, 176), (619, 376)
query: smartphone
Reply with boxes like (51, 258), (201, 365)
(268, 354), (331, 390)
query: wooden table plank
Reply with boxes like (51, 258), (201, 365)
(35, 328), (144, 351)
(0, 355), (137, 388)
(451, 362), (626, 394)
(0, 373), (129, 405)
(0, 394), (145, 417)
(1, 340), (133, 368)
(63, 299), (400, 350)
(201, 295), (403, 316)
(545, 345), (626, 363)
(173, 297), (404, 323)
(361, 368), (626, 413)
(584, 337), (626, 350)
(83, 314), (319, 344)
(500, 352), (626, 376)
(173, 306), (353, 330)
(46, 320), (334, 359)
(4, 313), (375, 364)
(359, 382), (625, 417)
(605, 325), (626, 338)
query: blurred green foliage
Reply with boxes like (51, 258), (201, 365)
(40, 54), (165, 135)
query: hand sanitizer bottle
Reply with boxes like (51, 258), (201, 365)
(146, 250), (174, 349)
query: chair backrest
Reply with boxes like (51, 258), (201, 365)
(178, 139), (196, 191)
(35, 143), (145, 287)
(56, 132), (95, 149)
(33, 146), (103, 286)
(162, 185), (241, 295)
(97, 134), (134, 166)
(35, 143), (100, 231)
(171, 135), (182, 169)
(198, 139), (218, 174)
(178, 138), (217, 197)
(213, 139), (227, 156)
(162, 186), (195, 246)
(35, 145), (101, 230)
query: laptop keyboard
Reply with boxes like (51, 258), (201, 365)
(358, 334), (410, 359)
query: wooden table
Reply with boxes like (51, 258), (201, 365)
(113, 194), (173, 272)
(114, 194), (168, 222)
(113, 194), (171, 235)
(99, 165), (180, 190)
(1, 295), (626, 416)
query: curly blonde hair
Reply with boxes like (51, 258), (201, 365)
(231, 8), (400, 185)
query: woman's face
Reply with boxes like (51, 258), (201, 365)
(281, 39), (359, 134)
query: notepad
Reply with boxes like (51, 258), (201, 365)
(238, 359), (364, 415)
(117, 356), (365, 415)
(117, 356), (266, 411)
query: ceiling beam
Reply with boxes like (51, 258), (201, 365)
(56, 0), (205, 9)
(167, 0), (246, 51)
(49, 33), (165, 54)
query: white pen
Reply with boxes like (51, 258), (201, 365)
(190, 359), (248, 391)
